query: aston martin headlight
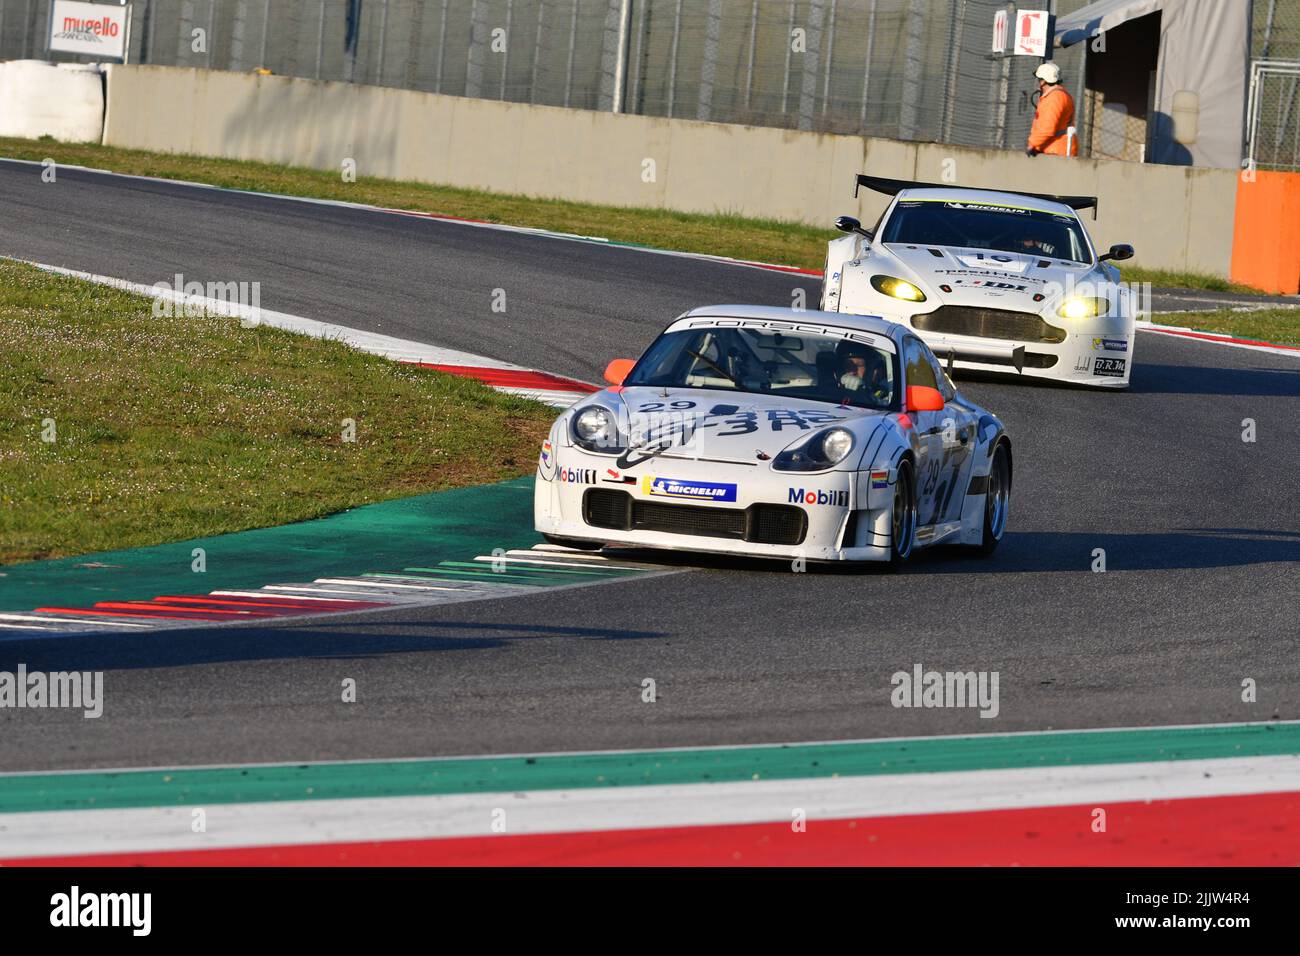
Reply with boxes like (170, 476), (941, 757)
(1057, 296), (1110, 319)
(571, 405), (621, 452)
(871, 275), (927, 302)
(772, 427), (855, 472)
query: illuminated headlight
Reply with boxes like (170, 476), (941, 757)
(871, 275), (927, 302)
(571, 405), (621, 452)
(1057, 297), (1110, 319)
(773, 427), (855, 472)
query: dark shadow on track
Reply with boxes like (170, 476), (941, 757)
(596, 527), (1300, 576)
(0, 620), (670, 672)
(950, 363), (1300, 397)
(1125, 363), (1300, 397)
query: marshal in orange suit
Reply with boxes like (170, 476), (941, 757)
(1026, 62), (1077, 157)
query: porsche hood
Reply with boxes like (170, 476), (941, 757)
(576, 386), (890, 466)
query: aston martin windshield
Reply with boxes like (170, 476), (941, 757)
(625, 326), (899, 410)
(882, 199), (1091, 263)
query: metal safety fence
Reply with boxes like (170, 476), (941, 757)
(2, 0), (1298, 166)
(1252, 0), (1300, 170)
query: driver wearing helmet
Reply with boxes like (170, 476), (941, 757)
(834, 341), (891, 404)
(1018, 221), (1058, 257)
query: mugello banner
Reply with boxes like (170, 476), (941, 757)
(49, 0), (130, 60)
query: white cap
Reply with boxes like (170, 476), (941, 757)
(1035, 62), (1062, 84)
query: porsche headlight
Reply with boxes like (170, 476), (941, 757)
(1057, 297), (1110, 320)
(772, 427), (855, 472)
(571, 405), (621, 452)
(871, 275), (927, 302)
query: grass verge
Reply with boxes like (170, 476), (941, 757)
(1148, 308), (1300, 347)
(0, 259), (555, 565)
(1117, 267), (1264, 294)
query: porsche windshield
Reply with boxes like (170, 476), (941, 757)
(882, 199), (1092, 263)
(624, 326), (899, 410)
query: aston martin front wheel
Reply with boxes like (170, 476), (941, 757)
(976, 442), (1011, 556)
(886, 460), (917, 571)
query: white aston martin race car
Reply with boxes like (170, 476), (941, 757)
(821, 175), (1138, 388)
(535, 305), (1011, 567)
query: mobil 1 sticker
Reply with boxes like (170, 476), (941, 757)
(1093, 357), (1127, 377)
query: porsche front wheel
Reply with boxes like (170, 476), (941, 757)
(975, 443), (1011, 556)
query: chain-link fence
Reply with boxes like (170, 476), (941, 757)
(3, 0), (1297, 165)
(1252, 0), (1300, 170)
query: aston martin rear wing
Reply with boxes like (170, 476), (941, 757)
(855, 174), (1098, 219)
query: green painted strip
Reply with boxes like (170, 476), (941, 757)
(0, 478), (544, 613)
(2, 722), (1296, 814)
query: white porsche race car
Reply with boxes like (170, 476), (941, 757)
(535, 305), (1012, 567)
(822, 175), (1138, 388)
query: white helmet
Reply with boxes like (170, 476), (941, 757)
(1035, 62), (1062, 84)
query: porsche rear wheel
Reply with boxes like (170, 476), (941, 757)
(886, 460), (917, 571)
(976, 442), (1011, 555)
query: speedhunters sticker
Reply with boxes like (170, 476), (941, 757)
(643, 476), (737, 502)
(1093, 357), (1127, 377)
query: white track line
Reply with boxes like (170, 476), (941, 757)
(3, 754), (1297, 859)
(0, 613), (153, 628)
(473, 555), (645, 571)
(310, 578), (469, 592)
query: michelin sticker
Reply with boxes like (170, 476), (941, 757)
(642, 476), (738, 502)
(1092, 337), (1128, 352)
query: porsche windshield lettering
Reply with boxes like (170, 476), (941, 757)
(624, 327), (899, 410)
(882, 202), (1090, 263)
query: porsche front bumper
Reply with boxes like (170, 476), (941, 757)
(534, 451), (898, 562)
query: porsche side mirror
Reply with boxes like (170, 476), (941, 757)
(834, 215), (873, 239)
(603, 358), (636, 386)
(905, 385), (945, 412)
(1099, 243), (1134, 263)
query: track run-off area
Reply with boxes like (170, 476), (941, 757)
(0, 159), (1297, 863)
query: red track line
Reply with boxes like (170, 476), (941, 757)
(152, 595), (379, 612)
(144, 600), (320, 617)
(414, 363), (598, 392)
(379, 207), (492, 225)
(89, 602), (277, 618)
(33, 606), (232, 621)
(734, 261), (823, 276)
(10, 791), (1297, 867)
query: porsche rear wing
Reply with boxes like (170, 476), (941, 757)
(855, 174), (1098, 219)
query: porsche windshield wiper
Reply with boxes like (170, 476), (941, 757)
(685, 349), (739, 386)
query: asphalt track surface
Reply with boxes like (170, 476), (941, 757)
(1, 160), (1298, 772)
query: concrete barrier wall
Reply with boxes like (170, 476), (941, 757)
(0, 61), (104, 142)
(103, 65), (1238, 276)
